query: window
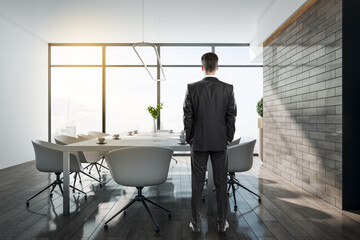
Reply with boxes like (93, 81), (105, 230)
(49, 44), (263, 151)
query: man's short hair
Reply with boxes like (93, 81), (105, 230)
(201, 52), (218, 72)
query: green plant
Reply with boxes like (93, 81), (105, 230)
(147, 103), (163, 119)
(257, 98), (263, 117)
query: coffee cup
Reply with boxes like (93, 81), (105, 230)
(128, 131), (133, 136)
(134, 130), (138, 134)
(169, 129), (173, 133)
(113, 134), (120, 139)
(179, 138), (186, 144)
(98, 137), (105, 143)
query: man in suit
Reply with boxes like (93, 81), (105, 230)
(183, 52), (237, 232)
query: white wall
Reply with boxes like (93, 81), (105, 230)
(256, 0), (308, 45)
(0, 15), (48, 169)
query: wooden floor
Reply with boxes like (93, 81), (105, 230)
(0, 157), (360, 240)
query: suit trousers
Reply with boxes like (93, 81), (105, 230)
(190, 149), (229, 226)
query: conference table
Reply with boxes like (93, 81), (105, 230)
(62, 132), (217, 216)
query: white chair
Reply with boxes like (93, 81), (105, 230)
(202, 137), (241, 200)
(229, 137), (241, 146)
(103, 147), (173, 232)
(77, 134), (95, 141)
(87, 131), (110, 171)
(54, 135), (103, 187)
(88, 131), (111, 137)
(228, 139), (261, 211)
(26, 140), (87, 207)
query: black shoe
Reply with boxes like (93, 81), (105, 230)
(189, 222), (200, 232)
(218, 220), (229, 232)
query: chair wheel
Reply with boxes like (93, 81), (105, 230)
(258, 198), (261, 203)
(202, 198), (205, 203)
(79, 180), (82, 183)
(49, 193), (53, 198)
(124, 210), (126, 216)
(104, 224), (108, 229)
(84, 195), (87, 200)
(26, 202), (29, 207)
(168, 212), (172, 217)
(99, 183), (103, 187)
(89, 171), (91, 174)
(72, 189), (75, 193)
(155, 227), (160, 233)
(234, 206), (237, 211)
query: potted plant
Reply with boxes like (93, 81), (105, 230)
(257, 98), (263, 161)
(147, 103), (163, 136)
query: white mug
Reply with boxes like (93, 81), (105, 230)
(98, 137), (105, 143)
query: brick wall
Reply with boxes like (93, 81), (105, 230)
(263, 0), (342, 208)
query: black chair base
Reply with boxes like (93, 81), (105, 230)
(202, 173), (261, 210)
(228, 172), (261, 211)
(26, 172), (87, 207)
(104, 187), (171, 232)
(83, 160), (108, 182)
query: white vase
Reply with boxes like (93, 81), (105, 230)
(152, 118), (157, 137)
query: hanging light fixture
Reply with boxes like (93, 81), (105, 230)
(133, 0), (166, 81)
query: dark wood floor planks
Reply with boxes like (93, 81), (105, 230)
(0, 156), (359, 239)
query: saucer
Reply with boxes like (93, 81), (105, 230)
(97, 142), (107, 144)
(113, 138), (121, 140)
(178, 142), (186, 145)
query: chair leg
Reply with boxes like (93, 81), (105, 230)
(144, 197), (171, 215)
(78, 172), (82, 183)
(104, 198), (137, 226)
(26, 182), (56, 206)
(94, 164), (101, 181)
(98, 161), (109, 171)
(80, 171), (102, 184)
(69, 185), (87, 197)
(88, 164), (94, 174)
(73, 173), (78, 192)
(98, 158), (104, 172)
(231, 181), (237, 211)
(83, 163), (92, 170)
(49, 183), (57, 194)
(236, 182), (261, 201)
(141, 199), (160, 232)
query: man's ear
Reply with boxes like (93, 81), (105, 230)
(201, 65), (204, 71)
(217, 65), (219, 70)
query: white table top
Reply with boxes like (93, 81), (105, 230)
(64, 132), (190, 151)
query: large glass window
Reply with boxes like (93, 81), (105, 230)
(50, 44), (263, 151)
(161, 47), (211, 65)
(51, 46), (102, 65)
(51, 67), (102, 138)
(106, 68), (157, 134)
(216, 68), (263, 143)
(161, 68), (203, 131)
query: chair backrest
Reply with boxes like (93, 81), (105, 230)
(88, 131), (110, 137)
(78, 134), (95, 141)
(31, 140), (82, 173)
(229, 137), (241, 146)
(54, 135), (94, 164)
(228, 139), (256, 173)
(54, 135), (81, 145)
(105, 147), (174, 187)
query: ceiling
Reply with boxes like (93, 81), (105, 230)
(0, 0), (279, 43)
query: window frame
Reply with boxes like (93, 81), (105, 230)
(48, 43), (263, 141)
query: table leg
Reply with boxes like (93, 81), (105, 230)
(207, 158), (216, 216)
(63, 151), (70, 216)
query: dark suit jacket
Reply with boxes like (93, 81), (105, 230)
(183, 76), (237, 151)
